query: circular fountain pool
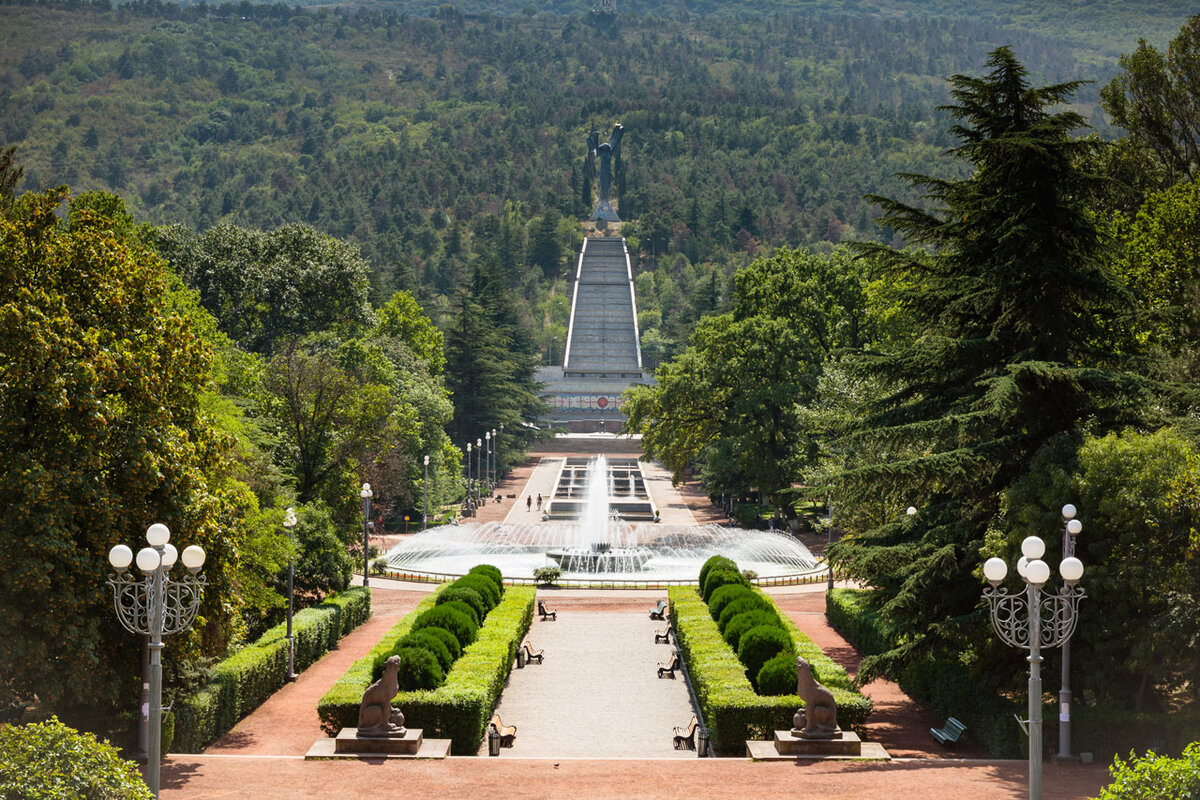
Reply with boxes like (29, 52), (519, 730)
(383, 454), (822, 584)
(383, 521), (821, 583)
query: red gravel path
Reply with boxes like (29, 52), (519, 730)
(203, 589), (426, 757)
(772, 591), (979, 759)
(161, 754), (1108, 799)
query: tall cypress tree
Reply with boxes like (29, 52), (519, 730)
(830, 48), (1153, 680)
(443, 261), (547, 465)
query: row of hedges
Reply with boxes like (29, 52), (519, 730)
(669, 585), (872, 755)
(827, 588), (1020, 758)
(370, 566), (506, 691)
(173, 587), (371, 753)
(318, 584), (535, 755)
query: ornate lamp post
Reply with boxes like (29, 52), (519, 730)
(1058, 504), (1083, 759)
(423, 455), (430, 531)
(485, 431), (492, 496)
(108, 524), (206, 799)
(983, 532), (1085, 800)
(360, 483), (373, 587)
(283, 507), (298, 681)
(497, 423), (504, 482)
(475, 437), (482, 507)
(465, 442), (473, 513)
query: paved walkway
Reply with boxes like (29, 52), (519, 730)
(480, 604), (696, 757)
(504, 456), (562, 522)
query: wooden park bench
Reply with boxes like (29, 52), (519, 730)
(649, 599), (667, 620)
(537, 600), (557, 621)
(931, 716), (967, 750)
(490, 714), (517, 747)
(673, 715), (698, 750)
(654, 625), (673, 644)
(657, 653), (680, 679)
(521, 641), (544, 664)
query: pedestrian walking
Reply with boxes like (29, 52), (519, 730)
(527, 495), (532, 511)
(536, 493), (543, 511)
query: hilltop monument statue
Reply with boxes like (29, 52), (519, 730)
(589, 123), (624, 223)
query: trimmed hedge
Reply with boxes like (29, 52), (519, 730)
(398, 630), (454, 673)
(702, 568), (745, 602)
(698, 555), (737, 594)
(717, 595), (771, 632)
(393, 646), (445, 690)
(724, 609), (782, 650)
(173, 587), (371, 753)
(708, 584), (757, 621)
(411, 604), (478, 650)
(670, 585), (872, 755)
(436, 587), (487, 622)
(739, 625), (794, 687)
(319, 585), (535, 755)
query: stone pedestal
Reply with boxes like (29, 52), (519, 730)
(773, 729), (862, 757)
(334, 728), (424, 756)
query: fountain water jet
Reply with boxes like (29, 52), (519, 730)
(544, 456), (653, 573)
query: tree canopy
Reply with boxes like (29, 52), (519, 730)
(828, 47), (1156, 682)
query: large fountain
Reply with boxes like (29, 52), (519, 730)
(383, 455), (821, 584)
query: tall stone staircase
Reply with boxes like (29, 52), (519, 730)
(563, 237), (642, 376)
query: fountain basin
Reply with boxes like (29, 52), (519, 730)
(383, 522), (821, 583)
(546, 545), (653, 573)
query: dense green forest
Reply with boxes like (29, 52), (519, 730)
(628, 17), (1200, 755)
(1, 0), (1193, 360)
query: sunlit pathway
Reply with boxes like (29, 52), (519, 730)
(480, 604), (700, 757)
(503, 457), (563, 523)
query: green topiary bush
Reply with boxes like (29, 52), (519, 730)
(698, 555), (737, 591)
(738, 624), (794, 687)
(708, 584), (757, 622)
(0, 716), (153, 799)
(436, 587), (487, 622)
(419, 625), (462, 662)
(468, 564), (504, 593)
(702, 568), (746, 602)
(393, 645), (445, 691)
(453, 575), (499, 610)
(723, 609), (783, 651)
(444, 599), (484, 627)
(757, 653), (798, 696)
(716, 595), (771, 632)
(397, 630), (454, 674)
(412, 604), (478, 649)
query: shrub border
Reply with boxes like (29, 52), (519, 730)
(318, 585), (535, 754)
(669, 586), (872, 755)
(173, 587), (371, 753)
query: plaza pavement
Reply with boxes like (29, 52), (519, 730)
(157, 450), (1113, 799)
(478, 608), (697, 758)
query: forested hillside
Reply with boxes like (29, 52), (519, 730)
(1, 3), (1188, 325)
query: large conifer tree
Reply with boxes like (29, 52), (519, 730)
(830, 48), (1152, 680)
